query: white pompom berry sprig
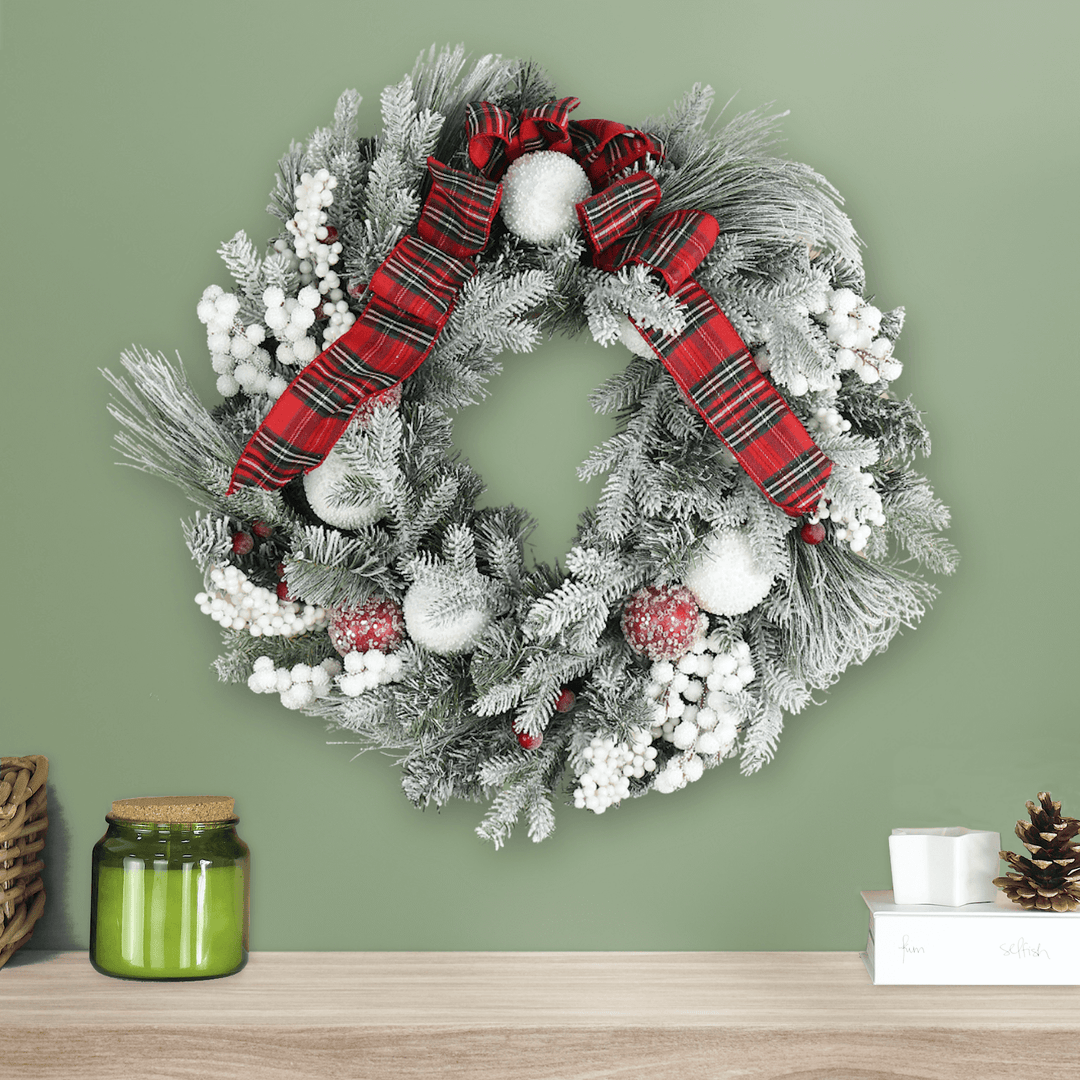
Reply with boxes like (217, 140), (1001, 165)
(262, 285), (321, 369)
(822, 287), (902, 385)
(196, 564), (329, 638)
(196, 286), (278, 399)
(337, 648), (406, 697)
(286, 170), (342, 283)
(572, 728), (658, 814)
(247, 656), (342, 710)
(647, 632), (752, 796)
(500, 151), (592, 243)
(282, 169), (355, 347)
(809, 405), (852, 438)
(645, 630), (752, 777)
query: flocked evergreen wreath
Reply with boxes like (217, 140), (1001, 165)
(106, 47), (957, 845)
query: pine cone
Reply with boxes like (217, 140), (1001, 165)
(993, 792), (1080, 912)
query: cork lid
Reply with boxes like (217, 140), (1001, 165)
(107, 796), (236, 824)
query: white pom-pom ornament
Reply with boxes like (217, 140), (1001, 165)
(684, 528), (776, 616)
(403, 578), (492, 656)
(617, 316), (655, 358)
(303, 449), (383, 531)
(499, 151), (592, 243)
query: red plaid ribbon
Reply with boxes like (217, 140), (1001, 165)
(228, 162), (501, 492)
(575, 173), (831, 517)
(466, 97), (663, 188)
(230, 98), (830, 519)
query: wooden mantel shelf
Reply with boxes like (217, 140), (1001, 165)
(2, 951), (1078, 1078)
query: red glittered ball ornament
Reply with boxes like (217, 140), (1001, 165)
(621, 585), (700, 661)
(328, 597), (405, 656)
(800, 521), (826, 545)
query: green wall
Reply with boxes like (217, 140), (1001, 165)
(3, 0), (1077, 952)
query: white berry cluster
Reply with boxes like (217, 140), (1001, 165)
(284, 169), (355, 347)
(247, 655), (342, 710)
(822, 287), (902, 385)
(196, 564), (329, 637)
(262, 285), (320, 368)
(645, 633), (752, 795)
(196, 286), (284, 399)
(572, 729), (659, 814)
(813, 469), (887, 553)
(337, 649), (406, 696)
(809, 405), (852, 437)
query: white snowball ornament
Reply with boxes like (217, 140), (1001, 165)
(684, 528), (776, 616)
(617, 316), (655, 359)
(499, 151), (592, 243)
(303, 449), (384, 531)
(403, 577), (492, 656)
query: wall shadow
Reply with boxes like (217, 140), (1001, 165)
(28, 784), (79, 951)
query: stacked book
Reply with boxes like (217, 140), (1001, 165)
(861, 890), (1080, 985)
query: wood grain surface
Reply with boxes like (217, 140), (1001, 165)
(3, 951), (1078, 1079)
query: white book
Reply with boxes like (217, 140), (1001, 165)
(861, 889), (1080, 985)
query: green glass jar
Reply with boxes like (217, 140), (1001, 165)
(90, 796), (249, 980)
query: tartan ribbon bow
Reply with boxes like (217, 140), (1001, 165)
(466, 96), (662, 188)
(573, 170), (833, 517)
(227, 159), (501, 493)
(230, 98), (831, 519)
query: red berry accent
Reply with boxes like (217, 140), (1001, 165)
(800, 521), (826, 545)
(515, 726), (543, 750)
(328, 597), (405, 656)
(348, 280), (368, 298)
(621, 585), (700, 661)
(275, 562), (287, 579)
(231, 531), (254, 555)
(554, 688), (576, 713)
(276, 581), (293, 602)
(322, 226), (338, 244)
(252, 521), (273, 539)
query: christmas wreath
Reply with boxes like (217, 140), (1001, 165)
(107, 47), (956, 845)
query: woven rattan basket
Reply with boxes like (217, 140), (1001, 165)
(0, 756), (48, 969)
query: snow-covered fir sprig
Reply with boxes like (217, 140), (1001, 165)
(105, 47), (955, 846)
(584, 264), (687, 347)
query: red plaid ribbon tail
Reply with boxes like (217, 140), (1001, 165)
(577, 174), (832, 518)
(227, 160), (501, 494)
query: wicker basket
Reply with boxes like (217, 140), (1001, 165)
(0, 756), (48, 970)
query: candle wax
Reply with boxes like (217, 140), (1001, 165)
(93, 861), (244, 978)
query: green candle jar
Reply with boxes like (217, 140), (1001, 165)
(90, 796), (249, 980)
